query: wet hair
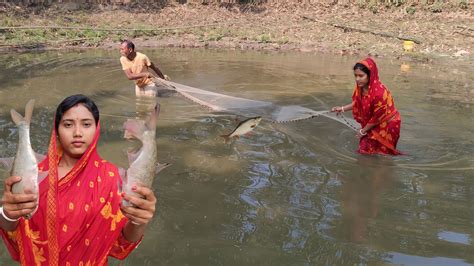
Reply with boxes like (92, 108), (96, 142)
(121, 40), (135, 51)
(353, 63), (370, 81)
(55, 94), (99, 132)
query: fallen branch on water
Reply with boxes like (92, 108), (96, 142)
(302, 16), (421, 44)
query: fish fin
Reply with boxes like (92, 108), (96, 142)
(155, 162), (171, 174)
(24, 99), (35, 124)
(38, 171), (48, 183)
(118, 167), (127, 183)
(10, 109), (24, 126)
(35, 152), (46, 163)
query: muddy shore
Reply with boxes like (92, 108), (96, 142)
(0, 2), (472, 63)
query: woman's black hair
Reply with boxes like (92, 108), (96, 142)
(353, 63), (370, 81)
(55, 94), (99, 132)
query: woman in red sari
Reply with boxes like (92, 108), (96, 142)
(332, 58), (402, 155)
(0, 94), (156, 265)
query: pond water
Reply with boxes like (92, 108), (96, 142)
(0, 48), (472, 265)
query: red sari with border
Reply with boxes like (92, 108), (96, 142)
(1, 122), (141, 265)
(352, 58), (402, 155)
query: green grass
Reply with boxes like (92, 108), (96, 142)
(256, 34), (271, 43)
(459, 0), (468, 9)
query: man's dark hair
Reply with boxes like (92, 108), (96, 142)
(121, 40), (135, 51)
(55, 94), (100, 132)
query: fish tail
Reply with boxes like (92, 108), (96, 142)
(146, 103), (160, 131)
(10, 109), (24, 126)
(220, 134), (231, 144)
(124, 104), (159, 141)
(10, 99), (35, 126)
(24, 99), (35, 124)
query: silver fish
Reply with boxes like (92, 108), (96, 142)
(10, 100), (39, 196)
(220, 116), (262, 143)
(122, 103), (160, 205)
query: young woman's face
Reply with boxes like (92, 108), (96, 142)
(354, 68), (369, 89)
(57, 104), (96, 159)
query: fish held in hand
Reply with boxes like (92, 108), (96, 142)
(221, 116), (262, 143)
(122, 103), (159, 206)
(10, 100), (39, 197)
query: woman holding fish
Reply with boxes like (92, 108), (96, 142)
(0, 95), (156, 264)
(332, 58), (402, 155)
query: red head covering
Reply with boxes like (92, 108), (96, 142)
(352, 58), (382, 125)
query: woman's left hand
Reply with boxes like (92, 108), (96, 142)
(356, 128), (367, 138)
(120, 186), (156, 226)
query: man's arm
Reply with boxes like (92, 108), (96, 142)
(123, 69), (150, 81)
(149, 62), (165, 79)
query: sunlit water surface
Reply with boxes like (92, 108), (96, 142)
(0, 49), (472, 265)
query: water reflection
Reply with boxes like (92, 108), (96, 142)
(437, 231), (471, 245)
(400, 63), (411, 73)
(338, 156), (394, 243)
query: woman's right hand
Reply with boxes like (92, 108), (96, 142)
(1, 176), (38, 221)
(331, 106), (344, 113)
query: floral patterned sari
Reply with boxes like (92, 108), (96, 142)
(352, 58), (402, 155)
(1, 121), (140, 265)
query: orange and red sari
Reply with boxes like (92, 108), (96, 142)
(1, 122), (140, 265)
(352, 58), (402, 155)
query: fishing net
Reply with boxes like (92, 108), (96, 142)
(153, 78), (359, 131)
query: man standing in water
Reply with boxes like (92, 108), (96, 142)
(120, 40), (169, 96)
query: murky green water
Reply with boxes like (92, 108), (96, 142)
(0, 48), (473, 265)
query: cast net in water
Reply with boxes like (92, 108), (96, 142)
(153, 78), (358, 130)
